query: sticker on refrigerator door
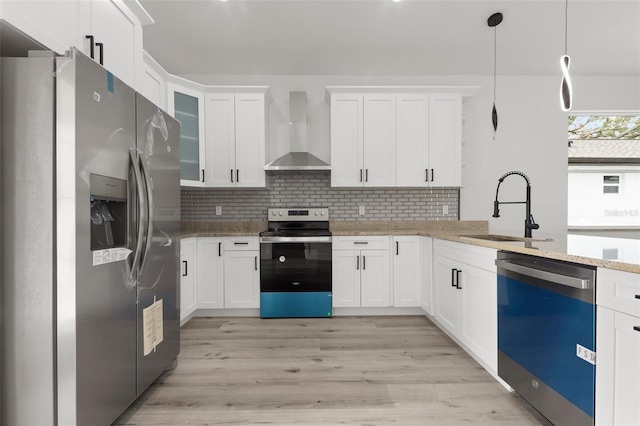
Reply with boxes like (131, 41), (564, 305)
(92, 247), (132, 266)
(576, 344), (596, 365)
(143, 299), (164, 356)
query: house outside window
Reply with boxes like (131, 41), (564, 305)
(567, 116), (640, 229)
(603, 175), (620, 194)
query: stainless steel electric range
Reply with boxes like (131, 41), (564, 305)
(259, 208), (332, 318)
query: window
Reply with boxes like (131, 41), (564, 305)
(603, 175), (620, 194)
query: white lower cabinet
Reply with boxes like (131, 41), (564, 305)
(224, 250), (260, 309)
(180, 238), (197, 322)
(432, 239), (497, 372)
(392, 236), (422, 307)
(195, 238), (224, 309)
(420, 237), (434, 315)
(332, 237), (390, 307)
(596, 267), (640, 426)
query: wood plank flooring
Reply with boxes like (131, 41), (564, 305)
(114, 316), (552, 425)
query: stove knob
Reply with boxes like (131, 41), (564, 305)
(315, 211), (319, 216)
(278, 211), (283, 216)
(271, 211), (276, 216)
(321, 211), (325, 216)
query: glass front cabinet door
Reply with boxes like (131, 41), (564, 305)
(167, 82), (206, 187)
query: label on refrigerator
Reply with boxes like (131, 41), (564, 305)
(143, 299), (164, 356)
(92, 247), (132, 266)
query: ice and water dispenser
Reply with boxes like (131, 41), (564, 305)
(90, 174), (127, 250)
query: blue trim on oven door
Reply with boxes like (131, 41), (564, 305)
(498, 274), (595, 418)
(260, 292), (332, 318)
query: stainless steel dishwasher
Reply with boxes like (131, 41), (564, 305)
(496, 251), (596, 426)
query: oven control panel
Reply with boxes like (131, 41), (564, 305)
(268, 208), (329, 221)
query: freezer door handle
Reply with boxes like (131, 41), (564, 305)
(129, 149), (146, 279)
(138, 151), (155, 275)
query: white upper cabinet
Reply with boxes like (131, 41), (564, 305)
(428, 93), (462, 186)
(167, 81), (206, 187)
(141, 52), (168, 111)
(328, 87), (464, 188)
(330, 93), (363, 187)
(1, 0), (81, 55)
(204, 90), (267, 188)
(1, 0), (145, 90)
(329, 93), (396, 187)
(79, 0), (143, 90)
(396, 94), (429, 186)
(363, 94), (396, 187)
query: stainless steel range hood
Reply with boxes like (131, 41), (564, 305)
(264, 91), (330, 171)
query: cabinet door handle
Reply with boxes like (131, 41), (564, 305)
(201, 169), (205, 182)
(255, 256), (258, 271)
(456, 270), (462, 289)
(396, 241), (399, 255)
(356, 255), (360, 270)
(218, 242), (222, 257)
(95, 42), (104, 66)
(363, 255), (366, 270)
(230, 169), (234, 182)
(451, 269), (457, 287)
(236, 169), (239, 183)
(634, 326), (640, 333)
(365, 169), (369, 182)
(431, 168), (435, 182)
(85, 35), (95, 59)
(425, 169), (429, 182)
(182, 260), (188, 277)
(635, 295), (640, 300)
(360, 169), (363, 182)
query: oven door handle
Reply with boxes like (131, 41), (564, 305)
(496, 260), (591, 290)
(259, 236), (332, 243)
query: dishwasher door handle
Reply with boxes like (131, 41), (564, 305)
(496, 260), (591, 290)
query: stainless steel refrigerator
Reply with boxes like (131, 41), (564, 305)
(1, 48), (180, 425)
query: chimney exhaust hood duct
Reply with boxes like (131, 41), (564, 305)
(264, 91), (331, 171)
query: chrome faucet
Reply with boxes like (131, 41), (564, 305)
(492, 171), (540, 238)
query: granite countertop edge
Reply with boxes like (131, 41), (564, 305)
(180, 221), (640, 274)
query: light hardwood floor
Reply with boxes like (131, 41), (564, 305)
(115, 316), (551, 425)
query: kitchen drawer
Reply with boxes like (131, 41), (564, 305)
(597, 267), (640, 317)
(433, 238), (497, 273)
(332, 236), (390, 251)
(223, 237), (259, 251)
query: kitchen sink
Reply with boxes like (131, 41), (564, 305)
(461, 234), (553, 242)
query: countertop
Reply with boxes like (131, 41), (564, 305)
(181, 220), (640, 274)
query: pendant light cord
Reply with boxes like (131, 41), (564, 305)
(564, 0), (569, 55)
(493, 26), (497, 102)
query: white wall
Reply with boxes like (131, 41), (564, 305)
(568, 166), (640, 228)
(183, 73), (640, 235)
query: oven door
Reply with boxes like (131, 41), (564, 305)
(260, 237), (332, 292)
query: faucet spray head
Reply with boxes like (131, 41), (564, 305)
(493, 200), (500, 218)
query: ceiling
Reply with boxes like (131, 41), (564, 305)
(139, 0), (640, 77)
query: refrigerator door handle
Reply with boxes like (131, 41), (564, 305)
(138, 155), (155, 275)
(129, 149), (146, 279)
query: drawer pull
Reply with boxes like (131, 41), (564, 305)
(635, 295), (640, 300)
(234, 242), (249, 245)
(354, 241), (368, 245)
(634, 326), (640, 333)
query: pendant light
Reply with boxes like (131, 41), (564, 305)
(488, 12), (503, 139)
(560, 0), (572, 111)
